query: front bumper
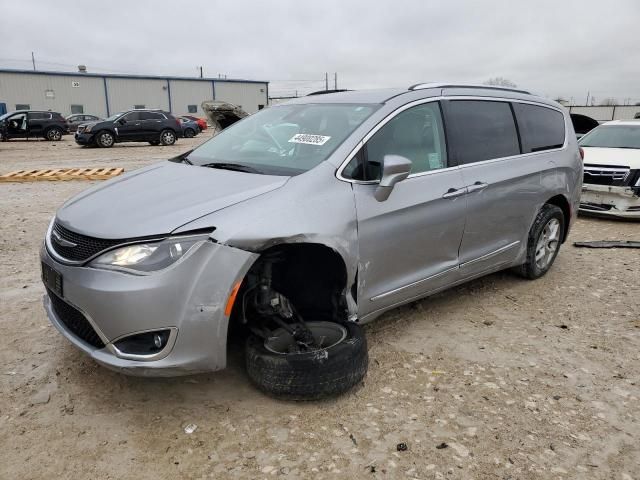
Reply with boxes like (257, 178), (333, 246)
(40, 239), (257, 376)
(579, 184), (640, 219)
(74, 131), (95, 145)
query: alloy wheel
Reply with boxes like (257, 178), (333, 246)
(535, 217), (560, 269)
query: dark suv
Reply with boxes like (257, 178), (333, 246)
(75, 109), (181, 148)
(0, 110), (69, 141)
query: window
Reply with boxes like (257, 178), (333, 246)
(28, 112), (52, 120)
(513, 103), (565, 153)
(342, 102), (447, 180)
(16, 104), (30, 110)
(579, 125), (640, 149)
(187, 105), (197, 113)
(122, 111), (142, 122)
(140, 111), (164, 120)
(445, 100), (520, 164)
(70, 104), (84, 114)
(133, 105), (145, 110)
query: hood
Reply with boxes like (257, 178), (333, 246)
(56, 162), (289, 239)
(581, 147), (640, 169)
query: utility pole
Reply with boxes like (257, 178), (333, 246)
(325, 72), (328, 91)
(199, 66), (203, 78)
(585, 91), (590, 106)
(334, 72), (337, 90)
(31, 52), (36, 71)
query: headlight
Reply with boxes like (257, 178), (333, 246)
(89, 234), (208, 272)
(83, 124), (93, 132)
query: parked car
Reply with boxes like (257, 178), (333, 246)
(178, 117), (200, 138)
(67, 114), (102, 132)
(74, 109), (181, 147)
(41, 84), (580, 399)
(578, 120), (640, 218)
(0, 110), (69, 141)
(182, 115), (207, 131)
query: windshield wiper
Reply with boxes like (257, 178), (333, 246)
(200, 162), (262, 174)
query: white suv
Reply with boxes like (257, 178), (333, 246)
(579, 120), (640, 218)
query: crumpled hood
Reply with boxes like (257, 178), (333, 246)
(582, 147), (640, 169)
(56, 162), (289, 239)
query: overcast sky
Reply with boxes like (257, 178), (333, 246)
(2, 0), (639, 104)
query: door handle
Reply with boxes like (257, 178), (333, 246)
(467, 181), (489, 193)
(442, 187), (467, 199)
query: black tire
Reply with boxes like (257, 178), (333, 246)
(245, 321), (368, 400)
(149, 140), (160, 146)
(45, 127), (63, 141)
(95, 130), (115, 148)
(159, 129), (176, 146)
(184, 128), (195, 138)
(514, 204), (564, 280)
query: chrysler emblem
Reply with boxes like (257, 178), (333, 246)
(52, 230), (77, 248)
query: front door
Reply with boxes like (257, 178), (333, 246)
(116, 111), (143, 141)
(350, 101), (467, 320)
(7, 112), (28, 138)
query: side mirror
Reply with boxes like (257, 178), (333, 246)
(374, 154), (412, 201)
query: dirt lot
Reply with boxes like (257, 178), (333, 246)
(1, 135), (639, 480)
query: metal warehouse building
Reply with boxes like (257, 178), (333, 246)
(0, 69), (269, 117)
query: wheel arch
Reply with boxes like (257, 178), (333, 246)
(545, 194), (571, 243)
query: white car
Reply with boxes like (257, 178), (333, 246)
(579, 120), (640, 218)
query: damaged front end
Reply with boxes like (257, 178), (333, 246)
(580, 166), (640, 218)
(200, 100), (249, 135)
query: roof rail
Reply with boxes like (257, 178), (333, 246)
(408, 83), (531, 95)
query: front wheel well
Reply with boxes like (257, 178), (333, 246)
(228, 243), (349, 341)
(545, 194), (571, 242)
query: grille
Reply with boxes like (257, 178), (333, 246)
(50, 221), (123, 262)
(47, 288), (105, 348)
(583, 164), (630, 187)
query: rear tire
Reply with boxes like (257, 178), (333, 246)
(45, 127), (63, 141)
(245, 321), (368, 400)
(159, 129), (176, 146)
(184, 128), (195, 138)
(514, 204), (564, 279)
(95, 130), (115, 148)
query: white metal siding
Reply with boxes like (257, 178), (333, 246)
(569, 105), (640, 122)
(105, 78), (170, 113)
(0, 72), (107, 116)
(169, 80), (214, 115)
(213, 82), (268, 113)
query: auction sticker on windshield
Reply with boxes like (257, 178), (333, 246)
(288, 134), (331, 146)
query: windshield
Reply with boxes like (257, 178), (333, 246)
(186, 103), (378, 175)
(105, 112), (124, 122)
(579, 125), (640, 149)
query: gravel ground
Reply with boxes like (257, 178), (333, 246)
(1, 136), (639, 480)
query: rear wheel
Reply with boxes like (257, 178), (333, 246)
(245, 321), (368, 400)
(183, 128), (195, 138)
(95, 130), (115, 148)
(159, 129), (176, 146)
(45, 127), (63, 141)
(514, 204), (564, 279)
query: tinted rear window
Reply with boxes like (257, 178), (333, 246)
(446, 100), (520, 164)
(140, 111), (164, 120)
(513, 103), (565, 153)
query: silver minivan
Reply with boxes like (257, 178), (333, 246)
(41, 84), (582, 399)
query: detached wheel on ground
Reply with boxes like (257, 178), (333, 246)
(95, 130), (115, 148)
(514, 203), (564, 279)
(45, 127), (63, 141)
(183, 128), (195, 138)
(245, 321), (368, 400)
(159, 129), (176, 146)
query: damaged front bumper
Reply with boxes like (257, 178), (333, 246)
(579, 183), (640, 219)
(40, 240), (257, 376)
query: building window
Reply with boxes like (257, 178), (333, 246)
(134, 104), (146, 109)
(16, 104), (30, 110)
(70, 105), (84, 114)
(258, 104), (265, 110)
(187, 105), (197, 113)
